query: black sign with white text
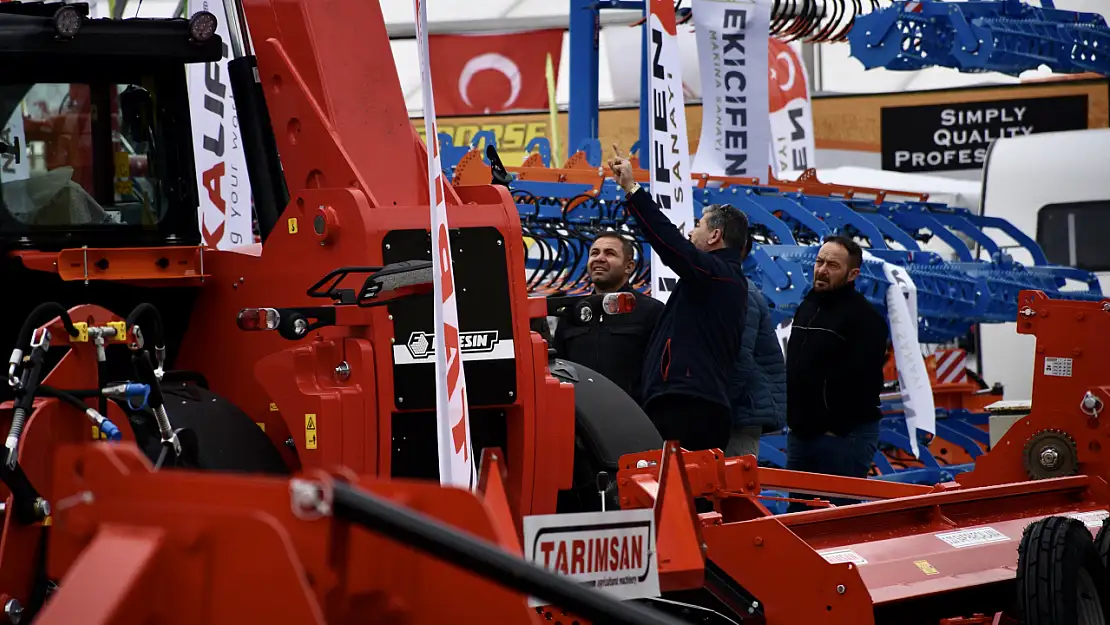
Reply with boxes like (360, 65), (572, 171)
(880, 95), (1088, 173)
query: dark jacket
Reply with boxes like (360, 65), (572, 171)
(786, 283), (889, 437)
(730, 280), (787, 432)
(552, 287), (664, 402)
(625, 187), (748, 410)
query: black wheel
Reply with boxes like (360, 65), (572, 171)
(1094, 516), (1110, 572)
(1018, 516), (1110, 625)
(549, 359), (662, 514)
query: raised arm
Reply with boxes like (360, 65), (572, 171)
(608, 145), (731, 282)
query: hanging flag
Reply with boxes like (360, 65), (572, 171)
(414, 0), (476, 490)
(873, 257), (936, 458)
(428, 30), (564, 117)
(690, 0), (772, 181)
(186, 0), (254, 250)
(646, 0), (696, 304)
(768, 38), (816, 180)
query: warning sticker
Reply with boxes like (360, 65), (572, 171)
(305, 413), (318, 450)
(914, 560), (939, 576)
(1043, 357), (1073, 378)
(818, 548), (868, 565)
(935, 527), (1009, 549)
(1067, 510), (1109, 529)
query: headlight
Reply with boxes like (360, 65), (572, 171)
(188, 10), (218, 42)
(52, 5), (82, 39)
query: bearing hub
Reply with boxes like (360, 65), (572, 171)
(1023, 429), (1079, 480)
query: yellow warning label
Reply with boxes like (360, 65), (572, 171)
(92, 425), (100, 440)
(256, 422), (266, 432)
(269, 402), (279, 412)
(288, 218), (299, 235)
(305, 413), (317, 450)
(914, 560), (939, 576)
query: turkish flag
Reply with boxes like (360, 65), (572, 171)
(429, 29), (564, 117)
(768, 38), (809, 113)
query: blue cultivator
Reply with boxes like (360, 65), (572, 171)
(441, 136), (1102, 492)
(849, 0), (1110, 75)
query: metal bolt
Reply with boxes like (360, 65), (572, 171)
(335, 361), (351, 381)
(5, 598), (22, 624)
(1040, 447), (1060, 469)
(32, 498), (50, 519)
(293, 318), (309, 336)
(836, 584), (846, 594)
(285, 437), (295, 449)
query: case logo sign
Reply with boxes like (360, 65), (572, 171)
(522, 509), (660, 605)
(406, 330), (500, 360)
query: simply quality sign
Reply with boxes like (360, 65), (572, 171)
(880, 94), (1088, 173)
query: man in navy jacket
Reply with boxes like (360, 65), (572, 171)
(608, 145), (749, 452)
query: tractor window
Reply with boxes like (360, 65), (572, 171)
(0, 82), (166, 227)
(1036, 201), (1110, 272)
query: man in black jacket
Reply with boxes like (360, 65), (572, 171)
(785, 235), (889, 511)
(608, 145), (749, 452)
(552, 232), (664, 403)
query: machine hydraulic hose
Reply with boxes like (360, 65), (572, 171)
(330, 481), (688, 625)
(125, 302), (167, 377)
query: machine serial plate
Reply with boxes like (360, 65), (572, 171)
(1043, 356), (1074, 377)
(818, 548), (868, 565)
(1067, 510), (1109, 529)
(934, 527), (1010, 549)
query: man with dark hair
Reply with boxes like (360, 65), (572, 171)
(607, 145), (749, 452)
(727, 235), (787, 458)
(552, 231), (664, 402)
(784, 234), (889, 511)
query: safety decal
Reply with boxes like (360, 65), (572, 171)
(818, 548), (868, 566)
(256, 422), (266, 433)
(914, 560), (939, 576)
(934, 527), (1009, 549)
(287, 217), (299, 235)
(305, 413), (318, 450)
(1066, 510), (1109, 529)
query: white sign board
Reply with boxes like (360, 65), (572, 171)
(523, 509), (660, 605)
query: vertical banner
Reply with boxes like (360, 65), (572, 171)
(768, 38), (816, 180)
(878, 262), (935, 458)
(647, 0), (696, 303)
(187, 0), (254, 250)
(414, 0), (476, 490)
(690, 0), (772, 181)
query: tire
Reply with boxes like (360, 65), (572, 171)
(549, 359), (663, 513)
(1094, 516), (1110, 572)
(1017, 516), (1110, 625)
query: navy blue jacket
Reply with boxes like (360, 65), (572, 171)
(729, 280), (787, 432)
(625, 187), (748, 411)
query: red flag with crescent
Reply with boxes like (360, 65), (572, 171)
(429, 30), (564, 117)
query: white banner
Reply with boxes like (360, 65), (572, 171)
(414, 0), (476, 490)
(768, 38), (816, 180)
(187, 0), (254, 250)
(647, 0), (696, 303)
(690, 0), (772, 182)
(875, 260), (935, 458)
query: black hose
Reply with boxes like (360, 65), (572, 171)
(331, 481), (687, 625)
(36, 386), (92, 414)
(125, 303), (165, 348)
(16, 303), (80, 349)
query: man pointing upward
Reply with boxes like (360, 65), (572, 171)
(608, 144), (750, 452)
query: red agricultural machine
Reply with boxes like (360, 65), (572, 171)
(0, 2), (1107, 625)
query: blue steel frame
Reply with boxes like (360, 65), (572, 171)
(568, 0), (649, 165)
